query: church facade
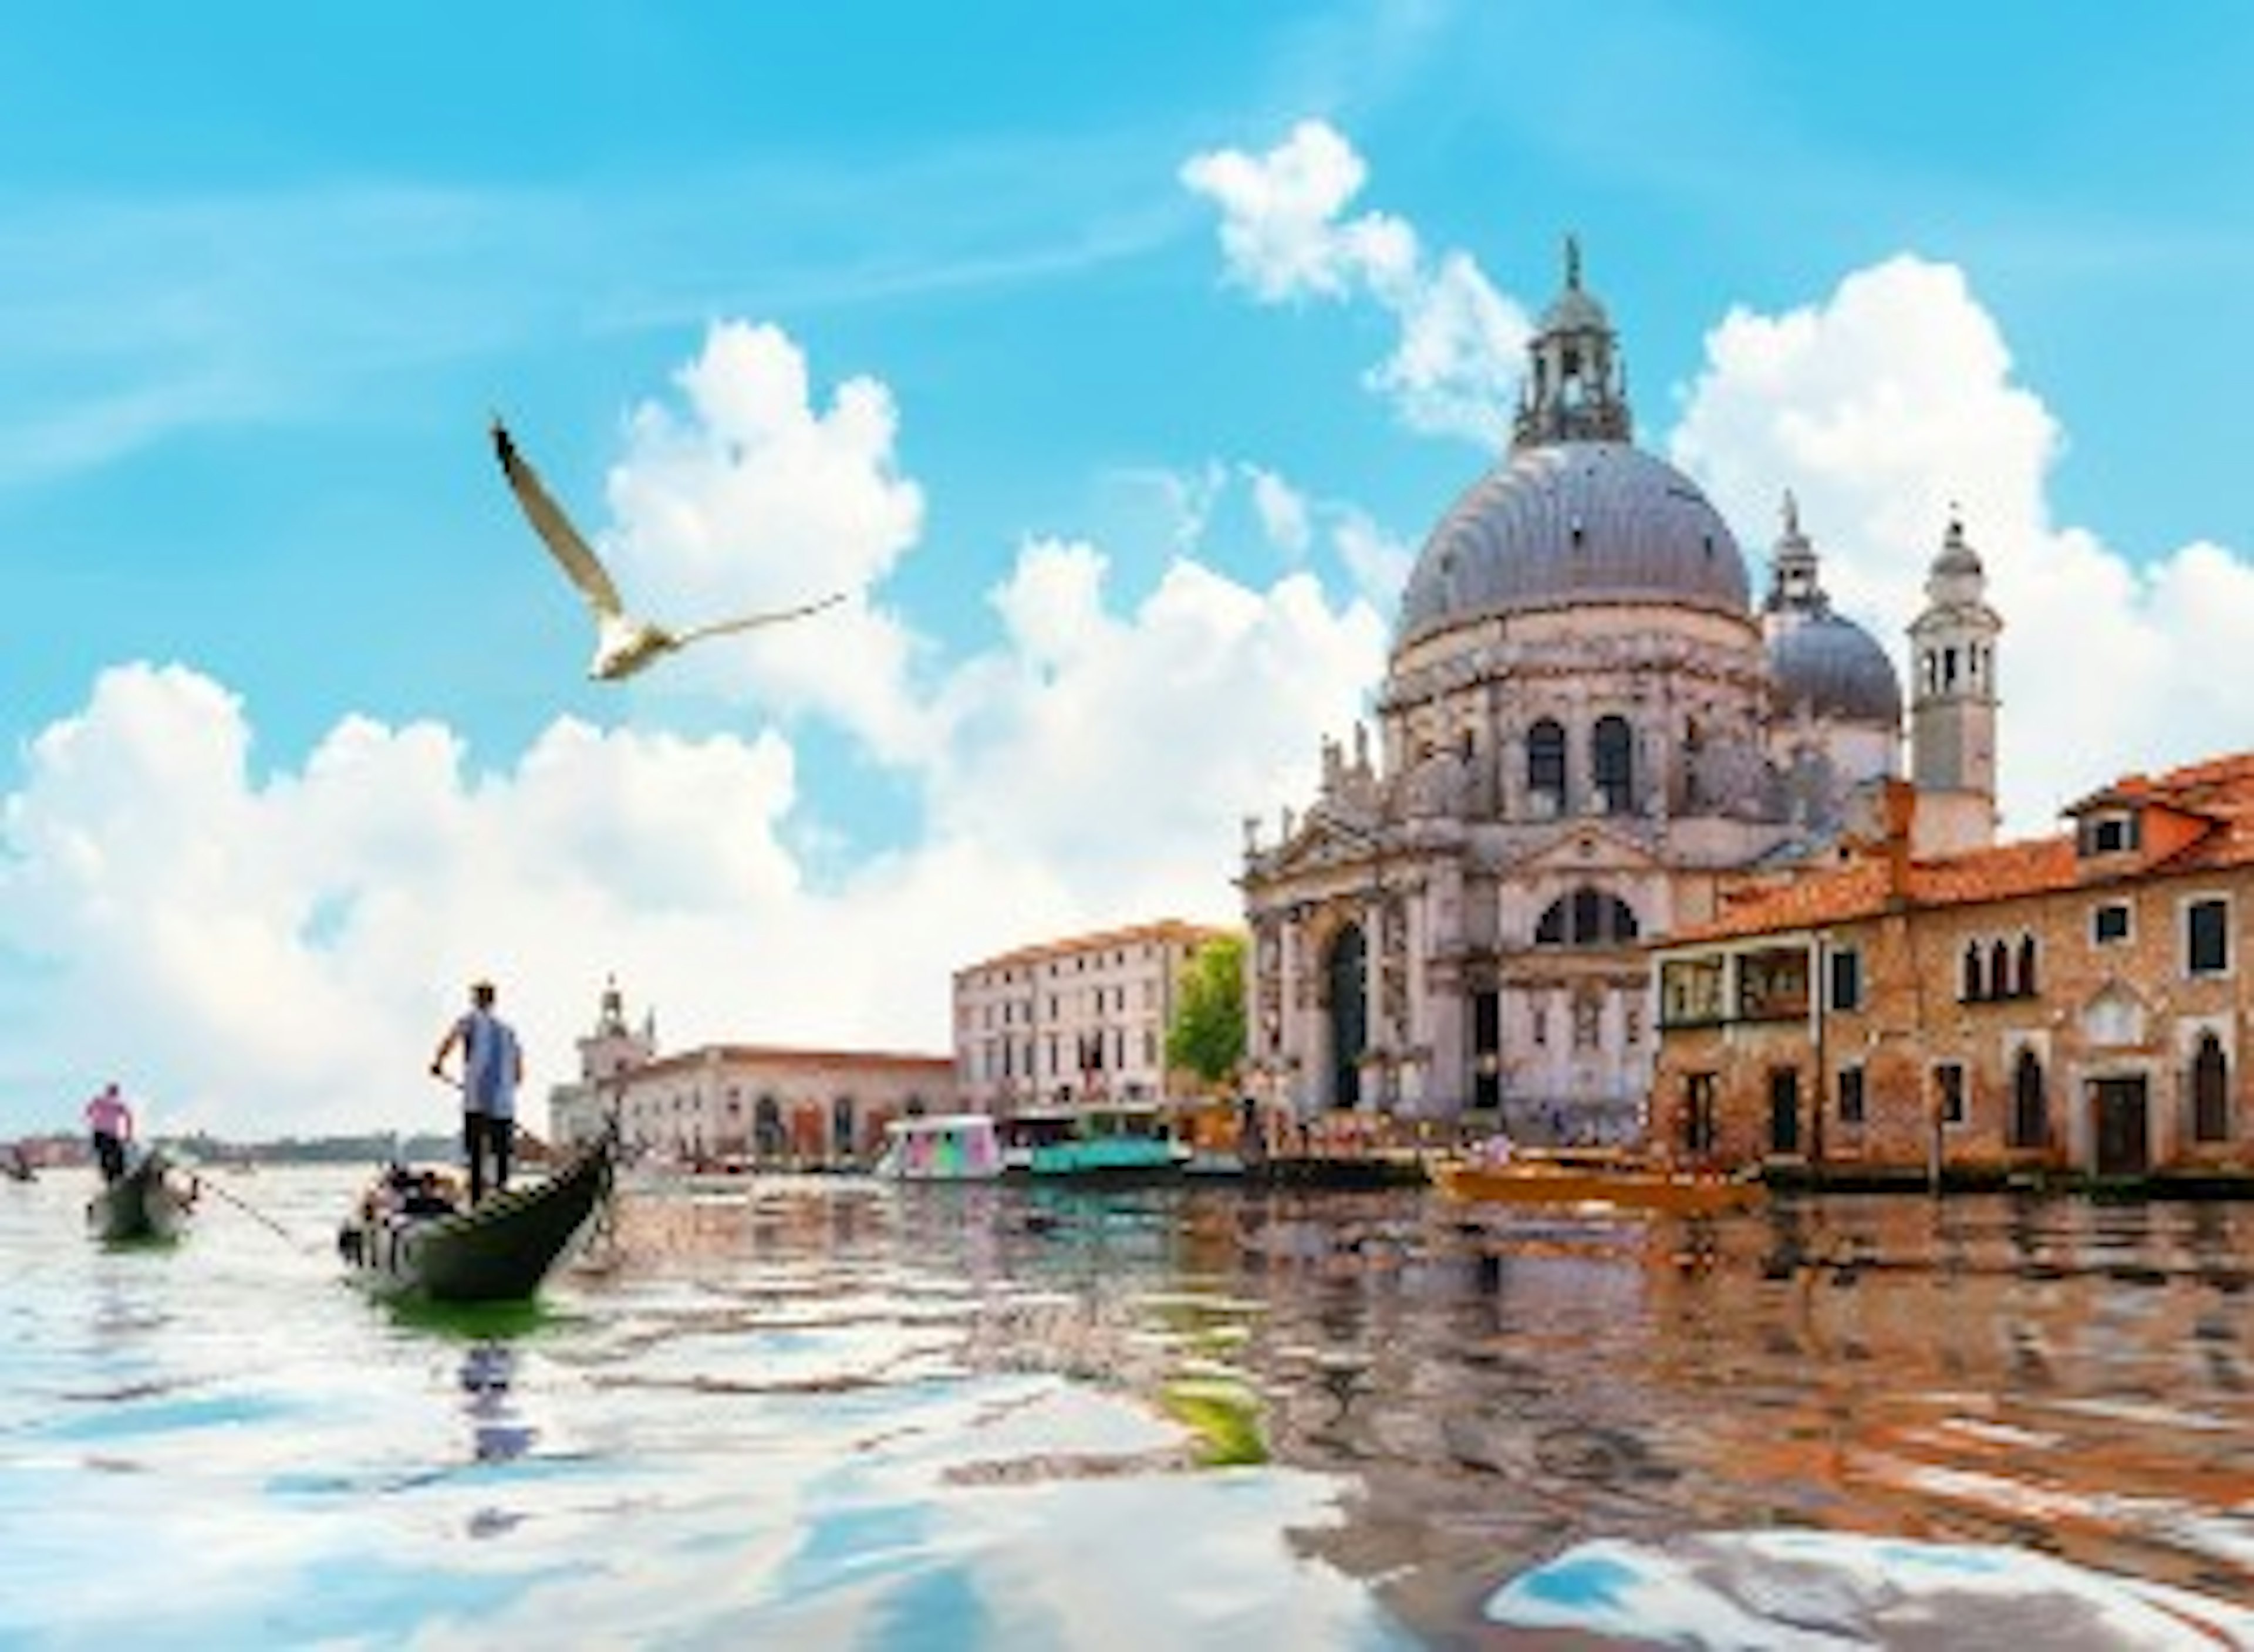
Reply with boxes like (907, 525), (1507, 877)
(1237, 243), (2003, 1141)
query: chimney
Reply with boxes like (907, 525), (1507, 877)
(1881, 776), (1916, 907)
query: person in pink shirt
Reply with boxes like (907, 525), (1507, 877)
(83, 1082), (134, 1184)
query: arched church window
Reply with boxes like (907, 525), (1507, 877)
(2010, 1049), (2047, 1149)
(1527, 718), (1567, 809)
(1592, 715), (1635, 813)
(1535, 887), (1640, 947)
(2192, 1032), (2231, 1143)
(1961, 942), (1985, 1002)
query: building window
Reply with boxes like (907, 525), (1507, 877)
(1736, 945), (1810, 1022)
(2016, 934), (2039, 997)
(1935, 1062), (1966, 1126)
(2192, 1032), (2231, 1144)
(1535, 887), (1639, 947)
(1527, 718), (1567, 809)
(2078, 812), (2141, 857)
(2009, 1048), (2047, 1149)
(1592, 714), (1636, 813)
(2091, 902), (2131, 945)
(2186, 897), (2231, 977)
(1660, 955), (1726, 1026)
(1683, 1072), (1718, 1157)
(1836, 1064), (1865, 1126)
(1960, 942), (1985, 1003)
(1827, 948), (1862, 1013)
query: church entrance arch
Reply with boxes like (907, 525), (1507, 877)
(1327, 923), (1368, 1110)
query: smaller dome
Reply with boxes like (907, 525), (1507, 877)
(1540, 285), (1609, 335)
(1769, 612), (1902, 725)
(1932, 518), (1983, 579)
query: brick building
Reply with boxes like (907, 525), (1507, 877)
(1649, 756), (2254, 1179)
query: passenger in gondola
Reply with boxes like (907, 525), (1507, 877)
(400, 1170), (457, 1218)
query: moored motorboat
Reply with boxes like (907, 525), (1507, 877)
(337, 1137), (613, 1303)
(86, 1148), (196, 1243)
(999, 1104), (1188, 1181)
(872, 1113), (1004, 1181)
(1430, 1146), (1763, 1214)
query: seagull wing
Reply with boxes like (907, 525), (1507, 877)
(491, 418), (625, 619)
(674, 589), (849, 646)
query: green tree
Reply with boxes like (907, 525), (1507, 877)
(1167, 934), (1247, 1091)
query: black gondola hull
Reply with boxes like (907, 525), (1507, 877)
(339, 1141), (611, 1303)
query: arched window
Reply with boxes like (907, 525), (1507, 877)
(2017, 934), (2039, 998)
(1961, 942), (1985, 1002)
(754, 1095), (786, 1157)
(1990, 938), (2012, 998)
(1572, 886), (1603, 944)
(2192, 1032), (2231, 1144)
(2009, 1048), (2047, 1149)
(1592, 715), (1635, 813)
(1535, 887), (1639, 947)
(1527, 718), (1567, 808)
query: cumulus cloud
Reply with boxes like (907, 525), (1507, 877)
(0, 335), (1385, 1139)
(600, 320), (937, 763)
(1182, 120), (1527, 445)
(1671, 254), (2254, 830)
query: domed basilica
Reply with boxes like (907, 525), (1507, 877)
(1239, 242), (2003, 1139)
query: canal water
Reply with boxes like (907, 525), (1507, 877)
(5, 1165), (2253, 1648)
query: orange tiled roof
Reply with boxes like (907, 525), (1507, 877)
(1669, 751), (2254, 945)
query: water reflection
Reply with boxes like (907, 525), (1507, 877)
(596, 1179), (2254, 1641)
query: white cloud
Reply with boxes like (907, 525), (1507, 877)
(598, 320), (939, 765)
(1671, 254), (2254, 829)
(0, 333), (1386, 1141)
(1243, 465), (1313, 558)
(1182, 121), (1527, 445)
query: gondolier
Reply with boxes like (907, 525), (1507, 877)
(430, 978), (524, 1205)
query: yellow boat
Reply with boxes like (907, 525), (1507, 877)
(1430, 1146), (1764, 1214)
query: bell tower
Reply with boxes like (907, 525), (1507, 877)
(1511, 235), (1634, 451)
(1908, 515), (2002, 853)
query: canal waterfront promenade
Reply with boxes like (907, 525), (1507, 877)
(10, 1163), (2254, 1647)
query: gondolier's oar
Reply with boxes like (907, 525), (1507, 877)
(186, 1170), (309, 1249)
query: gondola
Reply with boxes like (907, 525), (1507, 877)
(336, 1137), (613, 1303)
(87, 1149), (195, 1243)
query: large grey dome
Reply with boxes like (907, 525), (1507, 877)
(1769, 612), (1902, 724)
(1396, 441), (1750, 645)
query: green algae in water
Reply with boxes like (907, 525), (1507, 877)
(1163, 1378), (1268, 1467)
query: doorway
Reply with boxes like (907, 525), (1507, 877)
(1767, 1067), (1801, 1156)
(2091, 1077), (2149, 1177)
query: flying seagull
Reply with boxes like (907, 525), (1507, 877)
(491, 418), (846, 682)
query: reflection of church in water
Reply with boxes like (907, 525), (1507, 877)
(1239, 243), (2003, 1139)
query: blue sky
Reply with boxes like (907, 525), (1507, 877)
(6, 3), (2254, 1141)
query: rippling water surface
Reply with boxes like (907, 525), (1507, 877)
(5, 1167), (2253, 1648)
